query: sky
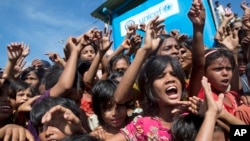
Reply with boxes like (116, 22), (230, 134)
(216, 0), (244, 16)
(0, 0), (105, 68)
(0, 0), (246, 69)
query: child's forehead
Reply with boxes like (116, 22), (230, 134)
(210, 57), (232, 64)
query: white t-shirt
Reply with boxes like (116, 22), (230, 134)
(215, 5), (225, 20)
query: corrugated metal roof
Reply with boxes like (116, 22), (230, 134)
(91, 0), (146, 23)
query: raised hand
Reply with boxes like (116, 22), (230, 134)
(14, 57), (27, 78)
(241, 1), (250, 15)
(95, 27), (113, 54)
(241, 35), (250, 48)
(21, 43), (30, 57)
(242, 15), (250, 31)
(202, 76), (224, 117)
(223, 13), (234, 23)
(31, 59), (43, 68)
(215, 27), (239, 51)
(64, 36), (83, 55)
(170, 29), (180, 38)
(143, 15), (165, 52)
(139, 23), (146, 32)
(41, 105), (85, 135)
(130, 34), (143, 50)
(188, 77), (224, 117)
(126, 24), (138, 39)
(17, 96), (40, 112)
(45, 52), (63, 63)
(7, 42), (23, 62)
(188, 0), (205, 27)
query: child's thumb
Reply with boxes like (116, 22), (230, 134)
(218, 93), (224, 105)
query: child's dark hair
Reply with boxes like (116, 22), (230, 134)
(19, 66), (45, 84)
(91, 79), (127, 125)
(171, 113), (203, 141)
(179, 37), (193, 51)
(61, 134), (99, 141)
(151, 34), (179, 56)
(1, 79), (16, 99)
(77, 60), (91, 75)
(204, 48), (235, 70)
(43, 63), (84, 101)
(108, 70), (125, 80)
(138, 55), (187, 116)
(30, 97), (82, 130)
(43, 64), (63, 90)
(108, 54), (130, 73)
(171, 113), (227, 141)
(10, 80), (38, 97)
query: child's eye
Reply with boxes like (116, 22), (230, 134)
(226, 67), (232, 71)
(181, 50), (186, 54)
(214, 68), (222, 71)
(170, 72), (177, 77)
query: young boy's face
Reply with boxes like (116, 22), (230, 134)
(16, 88), (33, 108)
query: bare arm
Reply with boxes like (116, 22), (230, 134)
(114, 16), (164, 104)
(84, 28), (113, 85)
(45, 52), (66, 68)
(50, 37), (83, 97)
(107, 24), (137, 61)
(2, 43), (23, 80)
(195, 76), (224, 141)
(188, 0), (206, 97)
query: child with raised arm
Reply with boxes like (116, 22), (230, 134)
(30, 97), (86, 141)
(106, 16), (190, 141)
(188, 0), (250, 125)
(27, 35), (93, 140)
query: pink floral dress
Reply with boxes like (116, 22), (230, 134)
(120, 115), (172, 141)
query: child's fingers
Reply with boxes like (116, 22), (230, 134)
(175, 100), (191, 106)
(189, 96), (202, 105)
(41, 112), (51, 124)
(63, 110), (81, 124)
(25, 130), (35, 141)
(217, 93), (224, 107)
(41, 106), (64, 123)
(27, 96), (40, 105)
(201, 76), (213, 101)
(18, 128), (27, 141)
(3, 127), (20, 141)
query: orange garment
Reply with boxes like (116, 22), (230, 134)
(197, 88), (240, 114)
(234, 104), (250, 124)
(80, 92), (94, 116)
(80, 97), (94, 116)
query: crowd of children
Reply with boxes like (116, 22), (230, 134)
(1, 0), (250, 141)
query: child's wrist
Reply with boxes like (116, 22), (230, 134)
(205, 111), (218, 118)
